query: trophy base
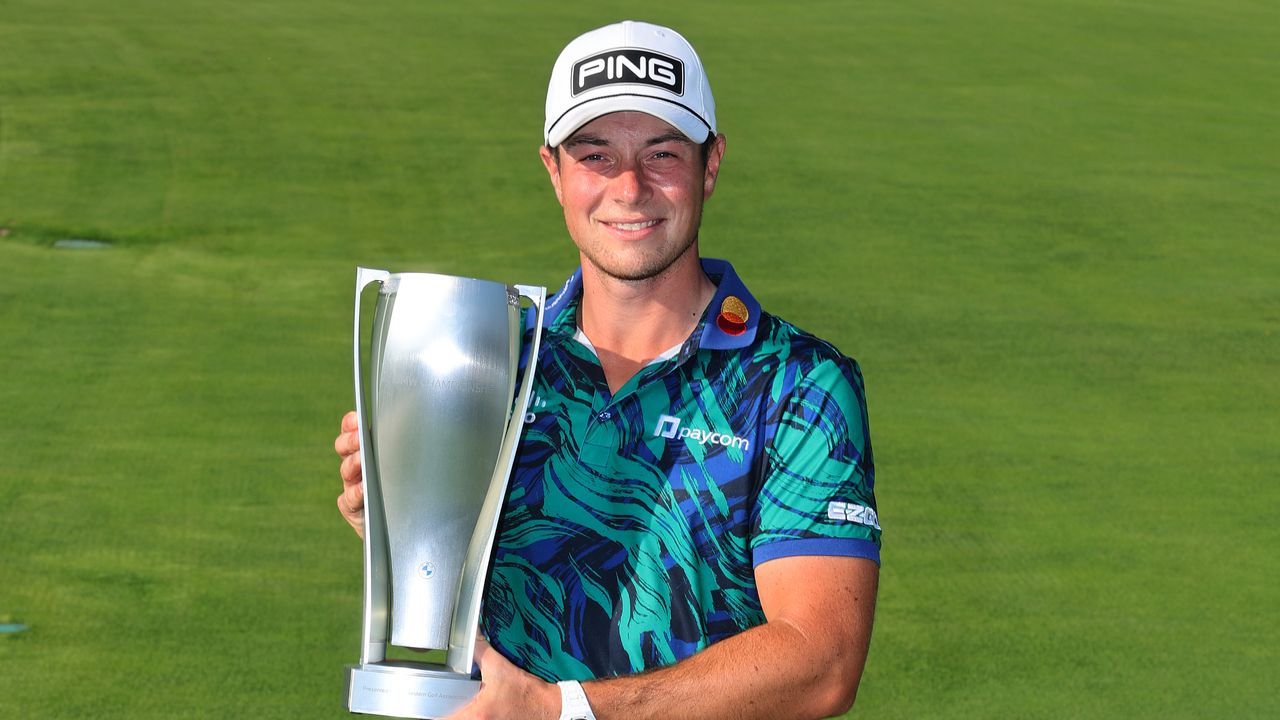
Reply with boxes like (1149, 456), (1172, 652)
(345, 661), (479, 719)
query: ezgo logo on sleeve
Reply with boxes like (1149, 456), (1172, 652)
(653, 414), (750, 451)
(827, 501), (881, 530)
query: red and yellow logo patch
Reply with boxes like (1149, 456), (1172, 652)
(716, 295), (749, 336)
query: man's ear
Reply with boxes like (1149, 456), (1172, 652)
(703, 134), (727, 200)
(539, 145), (564, 206)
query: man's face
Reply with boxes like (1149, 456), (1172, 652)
(539, 111), (725, 283)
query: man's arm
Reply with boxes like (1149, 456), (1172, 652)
(454, 554), (878, 720)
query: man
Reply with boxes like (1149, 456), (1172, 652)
(334, 20), (880, 720)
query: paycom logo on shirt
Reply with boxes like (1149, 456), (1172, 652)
(653, 414), (751, 451)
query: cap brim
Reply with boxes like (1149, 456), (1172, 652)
(545, 94), (713, 147)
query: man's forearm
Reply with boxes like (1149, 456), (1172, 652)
(582, 616), (868, 720)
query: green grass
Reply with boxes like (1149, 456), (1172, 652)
(2, 1), (1277, 717)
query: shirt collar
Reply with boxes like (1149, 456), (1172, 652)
(535, 258), (761, 352)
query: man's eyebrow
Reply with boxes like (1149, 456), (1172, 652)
(646, 132), (693, 146)
(563, 133), (610, 148)
(563, 131), (693, 148)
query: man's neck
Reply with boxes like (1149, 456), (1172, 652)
(577, 251), (716, 394)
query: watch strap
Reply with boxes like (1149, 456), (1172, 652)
(557, 680), (597, 720)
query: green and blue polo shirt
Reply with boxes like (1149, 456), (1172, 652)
(482, 258), (879, 682)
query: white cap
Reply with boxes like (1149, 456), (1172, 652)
(544, 21), (716, 147)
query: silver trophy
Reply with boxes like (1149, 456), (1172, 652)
(344, 267), (545, 719)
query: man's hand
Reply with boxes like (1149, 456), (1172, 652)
(334, 410), (365, 538)
(447, 638), (559, 720)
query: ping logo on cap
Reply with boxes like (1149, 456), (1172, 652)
(572, 49), (684, 96)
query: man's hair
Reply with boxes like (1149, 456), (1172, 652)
(547, 134), (718, 168)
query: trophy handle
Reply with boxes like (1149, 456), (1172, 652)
(445, 284), (547, 675)
(354, 267), (392, 665)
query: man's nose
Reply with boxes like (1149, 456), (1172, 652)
(611, 163), (651, 205)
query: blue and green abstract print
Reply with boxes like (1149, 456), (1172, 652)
(481, 259), (879, 682)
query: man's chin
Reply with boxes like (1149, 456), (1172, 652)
(579, 237), (701, 284)
(585, 249), (697, 283)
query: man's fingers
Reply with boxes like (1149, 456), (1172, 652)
(335, 411), (366, 539)
(334, 429), (361, 457)
(338, 483), (364, 513)
(335, 411), (360, 457)
(341, 452), (363, 486)
(338, 489), (365, 539)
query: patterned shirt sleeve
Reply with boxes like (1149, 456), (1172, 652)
(751, 357), (881, 566)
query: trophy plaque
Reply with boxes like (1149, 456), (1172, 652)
(344, 267), (545, 718)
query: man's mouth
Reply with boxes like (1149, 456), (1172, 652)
(604, 219), (661, 231)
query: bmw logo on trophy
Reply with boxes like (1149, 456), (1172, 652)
(344, 267), (545, 718)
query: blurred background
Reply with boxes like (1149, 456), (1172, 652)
(1, 1), (1276, 717)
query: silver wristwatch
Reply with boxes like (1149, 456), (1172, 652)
(557, 680), (597, 720)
